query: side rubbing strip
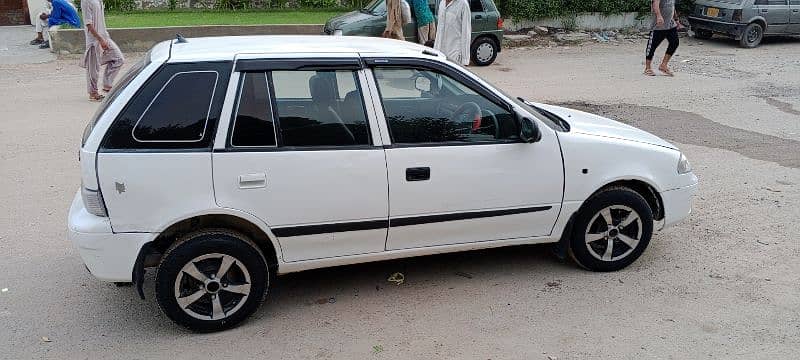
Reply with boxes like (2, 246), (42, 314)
(272, 219), (388, 237)
(390, 206), (553, 227)
(271, 206), (552, 238)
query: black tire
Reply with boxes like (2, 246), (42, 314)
(155, 230), (269, 332)
(471, 37), (499, 66)
(568, 187), (654, 272)
(693, 28), (713, 40)
(739, 22), (764, 48)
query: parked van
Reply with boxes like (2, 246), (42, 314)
(688, 0), (800, 47)
(324, 0), (504, 66)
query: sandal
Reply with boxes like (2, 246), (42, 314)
(89, 94), (105, 102)
(643, 69), (656, 76)
(659, 67), (674, 77)
(102, 87), (112, 93)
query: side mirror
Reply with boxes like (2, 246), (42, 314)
(519, 116), (542, 143)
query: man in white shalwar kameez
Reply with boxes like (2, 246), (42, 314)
(434, 0), (472, 66)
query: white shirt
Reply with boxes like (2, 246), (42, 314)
(81, 0), (109, 47)
(434, 0), (472, 66)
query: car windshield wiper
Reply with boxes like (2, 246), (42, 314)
(517, 97), (570, 131)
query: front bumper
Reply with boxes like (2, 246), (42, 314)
(659, 182), (699, 229)
(688, 16), (746, 38)
(68, 191), (153, 282)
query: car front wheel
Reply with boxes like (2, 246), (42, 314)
(569, 188), (654, 272)
(471, 37), (499, 66)
(155, 230), (269, 332)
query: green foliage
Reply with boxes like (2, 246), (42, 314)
(104, 0), (136, 12)
(298, 0), (339, 8)
(217, 0), (253, 9)
(168, 0), (177, 10)
(495, 0), (699, 20)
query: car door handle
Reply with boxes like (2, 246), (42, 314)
(238, 173), (267, 189)
(406, 167), (431, 181)
(793, 9), (799, 12)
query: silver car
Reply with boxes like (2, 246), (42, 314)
(688, 0), (800, 47)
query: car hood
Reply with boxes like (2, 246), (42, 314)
(533, 103), (678, 150)
(327, 10), (376, 30)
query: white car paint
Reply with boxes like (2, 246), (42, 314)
(68, 35), (698, 283)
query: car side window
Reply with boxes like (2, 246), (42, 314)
(102, 62), (231, 150)
(271, 70), (371, 147)
(132, 71), (218, 142)
(231, 72), (276, 147)
(469, 0), (484, 12)
(373, 67), (519, 144)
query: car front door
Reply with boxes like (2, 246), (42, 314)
(790, 0), (800, 33)
(213, 58), (389, 262)
(366, 62), (564, 250)
(756, 0), (791, 33)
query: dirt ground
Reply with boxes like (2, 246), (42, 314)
(1, 30), (799, 359)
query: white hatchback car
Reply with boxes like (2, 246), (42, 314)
(70, 35), (697, 332)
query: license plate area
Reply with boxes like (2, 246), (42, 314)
(706, 7), (720, 17)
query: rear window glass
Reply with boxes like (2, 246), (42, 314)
(82, 53), (150, 146)
(132, 71), (218, 142)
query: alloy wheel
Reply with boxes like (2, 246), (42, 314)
(584, 205), (643, 262)
(174, 253), (252, 321)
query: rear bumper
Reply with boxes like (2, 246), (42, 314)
(660, 182), (699, 229)
(67, 191), (153, 282)
(688, 16), (747, 38)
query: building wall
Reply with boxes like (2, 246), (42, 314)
(1, 0), (31, 25)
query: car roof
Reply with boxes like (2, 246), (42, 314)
(160, 35), (444, 63)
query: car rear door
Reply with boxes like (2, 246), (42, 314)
(212, 56), (389, 262)
(365, 59), (564, 250)
(790, 0), (800, 33)
(756, 0), (791, 33)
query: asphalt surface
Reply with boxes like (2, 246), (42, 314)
(1, 28), (799, 359)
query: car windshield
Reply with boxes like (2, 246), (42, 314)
(81, 52), (151, 147)
(362, 0), (386, 15)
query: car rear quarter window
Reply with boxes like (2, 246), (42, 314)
(101, 62), (232, 151)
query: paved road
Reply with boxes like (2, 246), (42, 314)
(0, 26), (55, 65)
(1, 32), (799, 359)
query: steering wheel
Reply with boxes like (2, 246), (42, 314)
(450, 102), (482, 131)
(482, 109), (501, 139)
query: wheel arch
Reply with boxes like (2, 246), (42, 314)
(132, 211), (282, 299)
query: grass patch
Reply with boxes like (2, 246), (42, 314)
(105, 9), (348, 28)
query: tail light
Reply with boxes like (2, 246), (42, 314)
(497, 18), (504, 29)
(732, 9), (742, 22)
(81, 186), (108, 217)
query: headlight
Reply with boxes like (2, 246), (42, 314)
(333, 30), (343, 36)
(677, 153), (692, 174)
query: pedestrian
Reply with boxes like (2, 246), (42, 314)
(434, 0), (471, 66)
(409, 0), (436, 46)
(33, 0), (80, 49)
(644, 0), (681, 76)
(383, 0), (405, 40)
(80, 0), (125, 102)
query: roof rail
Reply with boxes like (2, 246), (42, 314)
(175, 33), (188, 44)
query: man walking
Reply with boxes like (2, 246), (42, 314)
(645, 0), (680, 76)
(409, 0), (436, 45)
(33, 0), (80, 49)
(81, 0), (125, 102)
(434, 0), (471, 66)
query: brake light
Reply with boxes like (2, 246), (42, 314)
(497, 18), (504, 29)
(81, 186), (108, 217)
(732, 9), (742, 22)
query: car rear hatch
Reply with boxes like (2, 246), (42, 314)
(694, 0), (746, 22)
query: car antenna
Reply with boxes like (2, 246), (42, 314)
(175, 33), (188, 44)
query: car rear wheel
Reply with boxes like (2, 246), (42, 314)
(739, 23), (764, 48)
(569, 187), (654, 272)
(471, 37), (499, 66)
(693, 28), (713, 40)
(155, 230), (269, 332)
